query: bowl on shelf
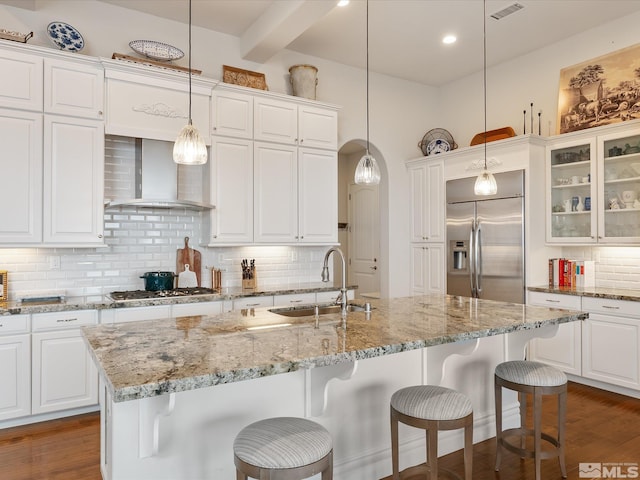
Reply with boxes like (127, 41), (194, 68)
(629, 163), (640, 176)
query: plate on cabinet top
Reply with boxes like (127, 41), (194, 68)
(47, 21), (84, 52)
(426, 138), (450, 155)
(418, 128), (457, 156)
(129, 40), (184, 61)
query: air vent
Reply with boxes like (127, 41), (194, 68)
(490, 2), (524, 20)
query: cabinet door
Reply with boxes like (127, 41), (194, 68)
(43, 115), (104, 245)
(254, 142), (298, 243)
(0, 334), (31, 421)
(212, 90), (253, 139)
(0, 48), (42, 111)
(597, 127), (640, 243)
(232, 296), (274, 310)
(44, 58), (104, 119)
(209, 137), (253, 243)
(254, 97), (297, 145)
(410, 244), (444, 295)
(298, 105), (337, 150)
(32, 329), (98, 414)
(273, 293), (316, 307)
(0, 109), (43, 244)
(582, 312), (640, 390)
(298, 148), (337, 243)
(409, 160), (444, 243)
(546, 138), (597, 243)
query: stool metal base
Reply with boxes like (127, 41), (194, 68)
(495, 374), (567, 480)
(234, 450), (333, 480)
(391, 406), (473, 480)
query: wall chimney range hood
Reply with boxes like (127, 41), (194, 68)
(105, 138), (214, 211)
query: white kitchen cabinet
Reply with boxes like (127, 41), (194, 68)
(0, 47), (42, 111)
(100, 305), (172, 324)
(207, 137), (254, 244)
(408, 158), (444, 243)
(527, 291), (583, 375)
(315, 290), (355, 303)
(581, 297), (640, 390)
(44, 57), (104, 119)
(43, 115), (104, 245)
(273, 293), (316, 307)
(31, 310), (98, 415)
(254, 97), (337, 150)
(0, 109), (43, 244)
(212, 89), (253, 139)
(232, 296), (274, 310)
(172, 301), (223, 317)
(0, 315), (31, 421)
(410, 243), (444, 295)
(254, 143), (337, 244)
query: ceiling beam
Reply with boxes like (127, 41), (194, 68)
(240, 0), (337, 63)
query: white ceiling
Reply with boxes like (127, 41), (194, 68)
(25, 1), (640, 86)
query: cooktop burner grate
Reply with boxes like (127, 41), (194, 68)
(109, 287), (217, 301)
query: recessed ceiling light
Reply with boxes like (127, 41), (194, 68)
(442, 35), (457, 45)
(337, 0), (349, 6)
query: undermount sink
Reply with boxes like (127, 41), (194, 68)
(269, 303), (372, 317)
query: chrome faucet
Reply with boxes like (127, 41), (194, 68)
(321, 247), (348, 315)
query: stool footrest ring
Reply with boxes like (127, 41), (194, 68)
(500, 427), (562, 460)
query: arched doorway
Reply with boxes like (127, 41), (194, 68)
(337, 140), (386, 299)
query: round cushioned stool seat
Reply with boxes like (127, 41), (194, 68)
(234, 417), (332, 469)
(391, 385), (473, 421)
(495, 360), (567, 387)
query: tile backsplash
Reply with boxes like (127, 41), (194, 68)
(562, 246), (640, 289)
(0, 207), (330, 302)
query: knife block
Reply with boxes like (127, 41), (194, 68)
(242, 267), (256, 290)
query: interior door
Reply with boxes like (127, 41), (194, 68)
(348, 183), (380, 297)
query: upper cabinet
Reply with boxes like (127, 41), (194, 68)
(44, 58), (104, 119)
(211, 90), (253, 139)
(546, 121), (640, 244)
(408, 158), (444, 243)
(0, 48), (43, 111)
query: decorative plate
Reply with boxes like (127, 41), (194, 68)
(426, 139), (451, 155)
(418, 128), (457, 156)
(47, 21), (84, 52)
(129, 40), (184, 62)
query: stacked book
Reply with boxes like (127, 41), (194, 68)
(548, 258), (595, 288)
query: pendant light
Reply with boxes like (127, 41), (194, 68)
(474, 0), (497, 195)
(354, 0), (380, 185)
(173, 0), (208, 165)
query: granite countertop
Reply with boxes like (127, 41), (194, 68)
(528, 285), (640, 302)
(82, 294), (588, 403)
(0, 282), (356, 315)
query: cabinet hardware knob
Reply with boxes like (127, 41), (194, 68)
(98, 111), (103, 116)
(98, 234), (103, 238)
(213, 235), (217, 239)
(370, 266), (377, 270)
(545, 299), (560, 303)
(602, 305), (620, 310)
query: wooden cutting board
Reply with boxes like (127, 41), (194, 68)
(176, 237), (201, 287)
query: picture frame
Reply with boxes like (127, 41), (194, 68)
(557, 43), (640, 134)
(0, 270), (7, 302)
(222, 65), (268, 91)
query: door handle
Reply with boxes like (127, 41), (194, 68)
(475, 221), (482, 295)
(469, 220), (475, 297)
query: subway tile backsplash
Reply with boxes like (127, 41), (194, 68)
(562, 246), (640, 289)
(0, 207), (328, 302)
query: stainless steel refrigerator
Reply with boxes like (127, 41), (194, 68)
(446, 169), (525, 303)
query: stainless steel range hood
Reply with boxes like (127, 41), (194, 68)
(105, 138), (214, 211)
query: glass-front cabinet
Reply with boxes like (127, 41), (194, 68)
(546, 139), (597, 242)
(597, 127), (640, 243)
(546, 122), (640, 244)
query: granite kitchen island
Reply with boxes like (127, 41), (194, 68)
(82, 294), (587, 480)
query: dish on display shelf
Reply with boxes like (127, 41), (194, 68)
(426, 138), (451, 155)
(418, 128), (457, 156)
(129, 40), (184, 61)
(46, 21), (84, 52)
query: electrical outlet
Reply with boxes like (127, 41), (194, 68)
(290, 249), (298, 262)
(49, 256), (61, 270)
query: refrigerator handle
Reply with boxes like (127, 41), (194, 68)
(469, 220), (476, 297)
(475, 221), (482, 295)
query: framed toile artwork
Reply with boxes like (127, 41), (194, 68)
(557, 43), (640, 134)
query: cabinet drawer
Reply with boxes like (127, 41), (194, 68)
(102, 305), (172, 324)
(0, 314), (30, 335)
(582, 297), (640, 318)
(32, 310), (97, 332)
(528, 291), (582, 310)
(232, 296), (273, 310)
(316, 290), (354, 303)
(172, 301), (223, 317)
(273, 293), (316, 307)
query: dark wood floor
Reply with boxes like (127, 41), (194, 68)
(0, 382), (638, 480)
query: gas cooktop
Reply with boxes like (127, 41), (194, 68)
(109, 287), (217, 301)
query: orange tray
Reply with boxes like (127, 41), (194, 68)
(470, 126), (516, 146)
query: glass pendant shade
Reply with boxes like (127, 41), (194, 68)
(173, 122), (208, 165)
(474, 168), (497, 195)
(355, 153), (381, 185)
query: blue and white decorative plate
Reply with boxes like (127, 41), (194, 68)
(47, 21), (84, 52)
(129, 40), (184, 61)
(426, 138), (451, 155)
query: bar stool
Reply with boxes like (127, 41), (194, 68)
(494, 360), (568, 480)
(390, 385), (473, 480)
(233, 416), (333, 480)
